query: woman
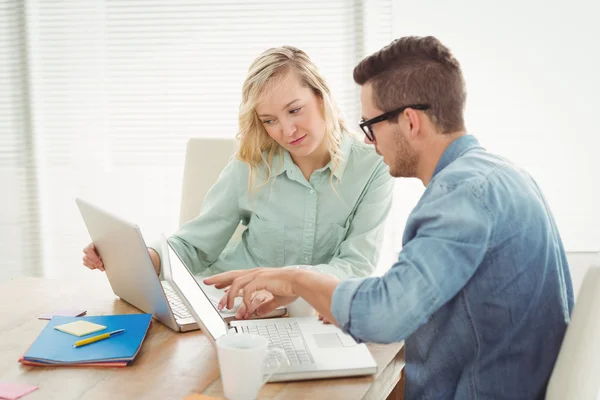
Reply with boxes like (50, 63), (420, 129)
(83, 46), (393, 318)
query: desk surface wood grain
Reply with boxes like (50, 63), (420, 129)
(0, 277), (404, 400)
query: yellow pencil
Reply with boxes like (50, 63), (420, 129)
(73, 329), (125, 348)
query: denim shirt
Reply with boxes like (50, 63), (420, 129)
(332, 135), (574, 399)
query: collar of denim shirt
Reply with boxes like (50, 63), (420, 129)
(432, 134), (484, 180)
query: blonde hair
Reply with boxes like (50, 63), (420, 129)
(237, 46), (352, 190)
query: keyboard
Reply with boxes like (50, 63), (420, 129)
(161, 282), (192, 320)
(237, 322), (314, 367)
(161, 281), (238, 321)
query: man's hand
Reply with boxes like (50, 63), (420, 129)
(205, 267), (341, 325)
(204, 268), (299, 318)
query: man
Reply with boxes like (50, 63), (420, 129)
(205, 36), (574, 399)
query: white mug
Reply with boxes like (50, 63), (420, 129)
(286, 297), (315, 318)
(216, 334), (286, 400)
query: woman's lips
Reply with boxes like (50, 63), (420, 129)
(289, 135), (307, 145)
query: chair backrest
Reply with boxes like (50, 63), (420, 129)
(545, 262), (600, 399)
(179, 137), (236, 226)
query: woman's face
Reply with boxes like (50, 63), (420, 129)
(255, 72), (327, 158)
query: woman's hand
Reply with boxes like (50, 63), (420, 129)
(318, 314), (332, 324)
(223, 289), (274, 320)
(82, 243), (104, 271)
(82, 243), (160, 275)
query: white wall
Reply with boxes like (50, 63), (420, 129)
(391, 0), (600, 251)
(566, 252), (600, 298)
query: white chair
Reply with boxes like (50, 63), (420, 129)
(179, 137), (236, 226)
(178, 137), (246, 242)
(545, 262), (600, 399)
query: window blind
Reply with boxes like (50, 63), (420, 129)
(0, 0), (42, 279)
(22, 0), (394, 277)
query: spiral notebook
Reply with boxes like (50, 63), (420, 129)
(19, 314), (152, 367)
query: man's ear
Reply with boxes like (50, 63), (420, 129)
(405, 108), (421, 140)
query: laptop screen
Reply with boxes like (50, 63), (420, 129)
(167, 243), (228, 342)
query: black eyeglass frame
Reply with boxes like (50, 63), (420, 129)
(359, 104), (430, 141)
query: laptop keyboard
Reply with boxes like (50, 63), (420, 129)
(161, 282), (312, 367)
(237, 322), (314, 367)
(162, 281), (234, 321)
(161, 282), (192, 320)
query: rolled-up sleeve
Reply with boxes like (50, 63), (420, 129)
(167, 158), (244, 275)
(331, 181), (493, 343)
(331, 277), (363, 335)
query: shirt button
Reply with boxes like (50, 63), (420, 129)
(308, 222), (313, 228)
(309, 189), (315, 194)
(304, 256), (309, 262)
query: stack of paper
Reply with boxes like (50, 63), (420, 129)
(19, 314), (152, 367)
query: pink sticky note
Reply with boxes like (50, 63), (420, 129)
(38, 309), (87, 320)
(0, 383), (38, 400)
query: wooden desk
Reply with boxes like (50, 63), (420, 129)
(0, 277), (404, 400)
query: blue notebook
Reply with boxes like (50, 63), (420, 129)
(22, 314), (152, 365)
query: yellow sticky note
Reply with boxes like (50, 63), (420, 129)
(54, 320), (107, 337)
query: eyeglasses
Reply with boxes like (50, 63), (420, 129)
(359, 104), (430, 141)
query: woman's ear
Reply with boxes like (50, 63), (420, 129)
(315, 90), (324, 108)
(315, 92), (327, 119)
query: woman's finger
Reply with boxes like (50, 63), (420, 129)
(217, 293), (228, 311)
(256, 297), (285, 317)
(235, 302), (248, 319)
(230, 273), (263, 311)
(83, 255), (95, 269)
(240, 276), (273, 312)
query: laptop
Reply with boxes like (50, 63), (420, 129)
(165, 240), (378, 382)
(75, 198), (285, 332)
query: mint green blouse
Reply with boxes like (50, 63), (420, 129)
(168, 134), (394, 279)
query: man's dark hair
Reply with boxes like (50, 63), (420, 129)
(354, 36), (466, 133)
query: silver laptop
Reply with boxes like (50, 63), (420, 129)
(165, 240), (378, 382)
(75, 198), (284, 332)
